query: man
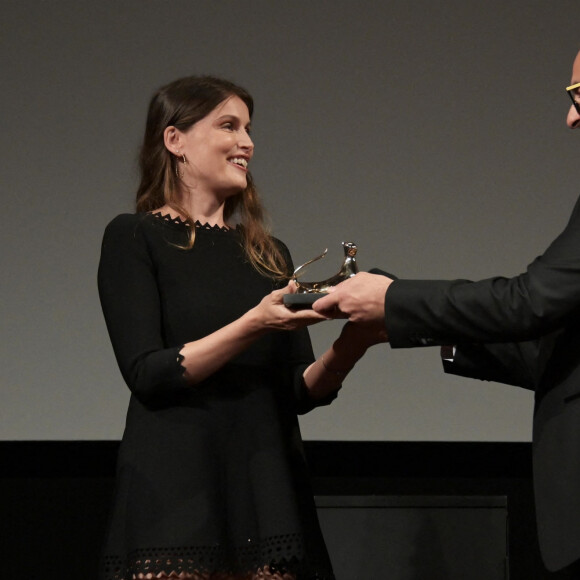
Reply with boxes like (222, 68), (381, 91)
(313, 50), (580, 574)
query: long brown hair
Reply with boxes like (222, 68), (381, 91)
(135, 75), (289, 279)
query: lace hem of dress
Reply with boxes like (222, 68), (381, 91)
(150, 211), (236, 233)
(100, 534), (334, 580)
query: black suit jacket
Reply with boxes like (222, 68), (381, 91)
(384, 195), (580, 572)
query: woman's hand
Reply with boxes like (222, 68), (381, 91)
(302, 318), (387, 400)
(249, 281), (329, 332)
(178, 282), (328, 384)
(337, 320), (389, 352)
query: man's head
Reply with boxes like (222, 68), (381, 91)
(566, 51), (580, 129)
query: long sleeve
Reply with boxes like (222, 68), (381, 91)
(442, 336), (559, 391)
(97, 215), (338, 578)
(98, 214), (189, 405)
(274, 243), (339, 414)
(98, 214), (337, 412)
(385, 195), (580, 348)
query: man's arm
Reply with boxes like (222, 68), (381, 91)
(316, 196), (580, 348)
(442, 337), (557, 392)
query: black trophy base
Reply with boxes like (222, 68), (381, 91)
(283, 292), (328, 309)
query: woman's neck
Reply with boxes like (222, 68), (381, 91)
(157, 195), (228, 228)
(185, 189), (229, 227)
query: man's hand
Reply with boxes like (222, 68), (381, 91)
(312, 272), (393, 325)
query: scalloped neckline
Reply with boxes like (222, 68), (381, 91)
(149, 211), (236, 233)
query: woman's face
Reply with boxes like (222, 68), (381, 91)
(168, 95), (254, 198)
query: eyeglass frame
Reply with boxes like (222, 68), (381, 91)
(567, 82), (580, 115)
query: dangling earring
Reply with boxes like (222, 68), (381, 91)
(175, 152), (187, 178)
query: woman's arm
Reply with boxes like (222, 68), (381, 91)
(178, 282), (327, 383)
(98, 215), (327, 404)
(302, 321), (388, 400)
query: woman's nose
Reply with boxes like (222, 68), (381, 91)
(240, 131), (254, 153)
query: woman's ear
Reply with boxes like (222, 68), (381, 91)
(163, 126), (181, 154)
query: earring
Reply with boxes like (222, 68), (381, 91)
(175, 152), (187, 179)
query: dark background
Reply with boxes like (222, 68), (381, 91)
(2, 0), (579, 442)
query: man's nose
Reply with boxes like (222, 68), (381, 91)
(567, 104), (580, 129)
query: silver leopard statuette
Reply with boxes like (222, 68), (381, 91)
(283, 242), (358, 308)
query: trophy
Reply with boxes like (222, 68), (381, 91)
(283, 242), (358, 308)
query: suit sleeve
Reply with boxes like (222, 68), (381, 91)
(442, 335), (560, 391)
(385, 196), (580, 348)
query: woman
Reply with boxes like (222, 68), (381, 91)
(98, 75), (383, 580)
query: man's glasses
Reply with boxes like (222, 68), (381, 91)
(567, 82), (580, 115)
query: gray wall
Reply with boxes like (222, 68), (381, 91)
(2, 0), (578, 441)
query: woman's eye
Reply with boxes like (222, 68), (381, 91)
(222, 122), (234, 130)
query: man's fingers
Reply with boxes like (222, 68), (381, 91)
(312, 293), (339, 314)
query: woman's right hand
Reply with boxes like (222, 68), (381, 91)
(250, 281), (329, 332)
(337, 320), (389, 350)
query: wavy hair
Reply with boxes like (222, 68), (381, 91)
(135, 75), (290, 279)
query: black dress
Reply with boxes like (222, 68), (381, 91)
(97, 212), (336, 580)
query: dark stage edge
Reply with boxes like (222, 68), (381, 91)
(1, 441), (549, 579)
